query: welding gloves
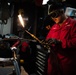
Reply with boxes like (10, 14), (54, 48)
(41, 38), (61, 47)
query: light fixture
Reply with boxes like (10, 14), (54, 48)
(42, 0), (49, 5)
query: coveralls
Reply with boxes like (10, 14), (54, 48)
(46, 17), (76, 75)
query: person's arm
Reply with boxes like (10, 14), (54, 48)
(62, 21), (76, 48)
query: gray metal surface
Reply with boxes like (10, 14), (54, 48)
(0, 66), (14, 75)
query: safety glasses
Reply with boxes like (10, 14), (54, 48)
(49, 10), (61, 18)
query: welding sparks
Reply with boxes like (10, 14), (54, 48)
(18, 14), (25, 28)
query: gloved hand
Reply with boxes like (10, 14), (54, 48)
(41, 38), (61, 47)
(46, 38), (61, 46)
(41, 38), (61, 48)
